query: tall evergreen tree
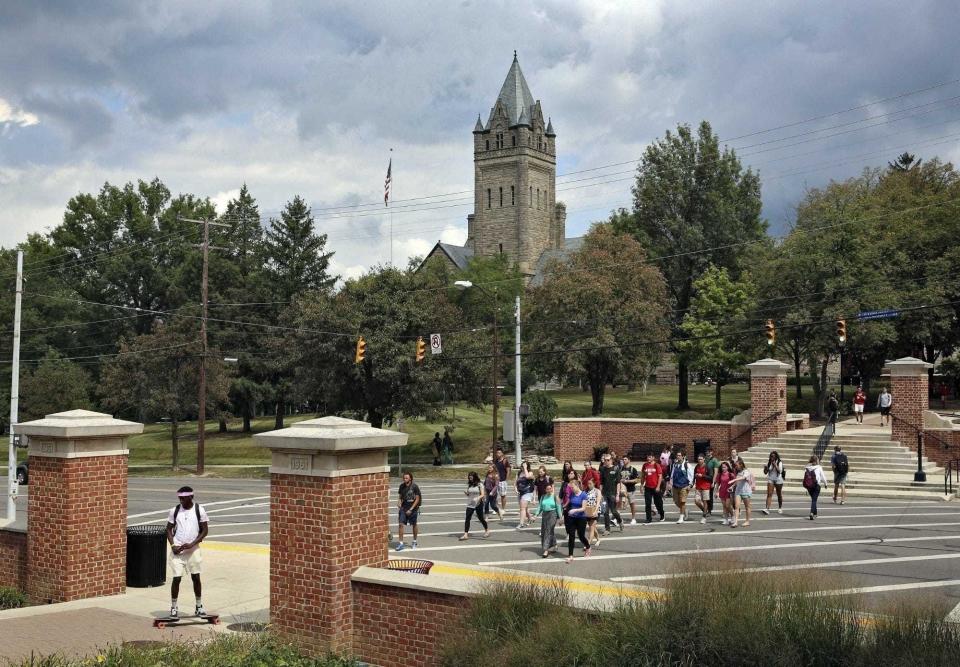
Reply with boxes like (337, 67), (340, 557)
(263, 195), (336, 300)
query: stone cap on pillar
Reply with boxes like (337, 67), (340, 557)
(254, 416), (408, 478)
(746, 358), (791, 378)
(887, 356), (933, 377)
(16, 409), (143, 458)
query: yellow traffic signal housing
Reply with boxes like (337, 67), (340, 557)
(764, 319), (775, 346)
(415, 336), (426, 363)
(354, 336), (366, 364)
(836, 319), (846, 344)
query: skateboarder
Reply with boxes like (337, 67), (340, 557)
(166, 486), (209, 619)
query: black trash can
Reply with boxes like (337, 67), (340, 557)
(693, 438), (711, 459)
(126, 525), (167, 587)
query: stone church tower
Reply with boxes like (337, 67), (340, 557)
(465, 53), (565, 277)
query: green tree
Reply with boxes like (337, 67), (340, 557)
(19, 352), (93, 420)
(613, 121), (765, 410)
(526, 224), (670, 416)
(678, 266), (754, 409)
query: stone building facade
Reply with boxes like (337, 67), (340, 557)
(423, 53), (573, 279)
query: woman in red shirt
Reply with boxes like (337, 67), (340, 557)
(641, 453), (665, 523)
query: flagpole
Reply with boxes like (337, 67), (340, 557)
(389, 148), (394, 267)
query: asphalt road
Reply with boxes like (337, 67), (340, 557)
(11, 477), (960, 616)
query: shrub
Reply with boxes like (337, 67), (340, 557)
(0, 586), (26, 610)
(524, 390), (558, 436)
(711, 406), (743, 420)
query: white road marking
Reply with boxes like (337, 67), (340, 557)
(480, 533), (960, 566)
(126, 495), (269, 520)
(610, 553), (960, 582)
(946, 599), (960, 623)
(819, 579), (960, 597)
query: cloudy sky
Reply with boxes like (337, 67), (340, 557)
(2, 1), (960, 279)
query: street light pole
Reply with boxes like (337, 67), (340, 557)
(491, 287), (499, 458)
(514, 294), (522, 467)
(6, 250), (22, 522)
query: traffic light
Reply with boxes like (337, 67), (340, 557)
(764, 319), (775, 346)
(415, 336), (426, 363)
(836, 319), (846, 344)
(354, 336), (366, 364)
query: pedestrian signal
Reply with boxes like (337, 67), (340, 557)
(836, 319), (846, 344)
(415, 336), (426, 363)
(764, 319), (775, 346)
(354, 336), (366, 364)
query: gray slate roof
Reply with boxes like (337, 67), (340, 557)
(435, 242), (474, 270)
(529, 236), (584, 286)
(490, 53), (536, 128)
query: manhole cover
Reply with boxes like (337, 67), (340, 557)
(226, 622), (268, 633)
(123, 640), (167, 649)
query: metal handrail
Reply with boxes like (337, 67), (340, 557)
(813, 414), (837, 461)
(890, 414), (954, 450)
(728, 410), (783, 445)
(946, 459), (959, 496)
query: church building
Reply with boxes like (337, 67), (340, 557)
(422, 53), (581, 281)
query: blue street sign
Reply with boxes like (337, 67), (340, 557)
(857, 309), (900, 321)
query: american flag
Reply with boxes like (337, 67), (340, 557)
(384, 158), (392, 207)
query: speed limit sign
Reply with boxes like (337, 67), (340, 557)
(430, 333), (442, 355)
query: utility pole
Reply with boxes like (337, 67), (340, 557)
(6, 250), (22, 522)
(491, 288), (499, 459)
(180, 217), (230, 475)
(514, 294), (522, 467)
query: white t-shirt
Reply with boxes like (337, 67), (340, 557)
(167, 503), (209, 550)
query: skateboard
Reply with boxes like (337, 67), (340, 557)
(153, 613), (220, 629)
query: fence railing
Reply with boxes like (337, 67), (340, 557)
(729, 410), (783, 445)
(946, 459), (959, 496)
(812, 413), (836, 462)
(890, 414), (954, 450)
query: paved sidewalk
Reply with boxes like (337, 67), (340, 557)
(0, 542), (268, 664)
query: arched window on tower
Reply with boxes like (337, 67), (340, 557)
(487, 188), (491, 209)
(485, 139), (489, 151)
(511, 185), (515, 206)
(529, 186), (532, 207)
(512, 134), (516, 147)
(537, 188), (540, 209)
(498, 243), (503, 254)
(499, 187), (503, 207)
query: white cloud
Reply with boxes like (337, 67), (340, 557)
(211, 188), (240, 214)
(0, 98), (39, 128)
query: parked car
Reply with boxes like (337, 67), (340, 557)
(16, 462), (28, 485)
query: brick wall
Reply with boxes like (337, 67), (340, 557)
(352, 581), (464, 667)
(891, 375), (928, 454)
(27, 454), (128, 603)
(270, 471), (389, 654)
(0, 528), (27, 590)
(750, 375), (787, 446)
(919, 429), (960, 467)
(553, 419), (741, 461)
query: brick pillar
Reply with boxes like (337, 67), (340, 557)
(255, 416), (407, 654)
(888, 356), (932, 448)
(17, 409), (142, 603)
(747, 358), (790, 446)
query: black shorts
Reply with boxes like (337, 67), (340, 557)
(880, 406), (891, 416)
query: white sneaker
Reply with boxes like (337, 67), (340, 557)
(676, 515), (685, 524)
(722, 518), (729, 526)
(777, 508), (783, 514)
(411, 540), (418, 549)
(195, 604), (206, 617)
(630, 519), (637, 526)
(169, 606), (179, 619)
(700, 517), (707, 524)
(761, 509), (769, 515)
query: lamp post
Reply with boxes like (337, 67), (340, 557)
(455, 280), (513, 462)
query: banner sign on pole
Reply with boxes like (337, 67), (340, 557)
(858, 309), (900, 321)
(430, 333), (442, 355)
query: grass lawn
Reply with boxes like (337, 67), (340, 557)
(1, 383), (763, 472)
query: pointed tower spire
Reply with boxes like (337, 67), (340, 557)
(473, 114), (484, 133)
(545, 117), (555, 136)
(494, 53), (536, 127)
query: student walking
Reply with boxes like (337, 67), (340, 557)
(442, 430), (454, 465)
(671, 452), (694, 524)
(641, 452), (666, 524)
(693, 454), (712, 524)
(728, 459), (754, 528)
(599, 453), (624, 534)
(762, 451), (785, 515)
(532, 482), (560, 557)
(714, 461), (735, 526)
(581, 459), (601, 491)
(830, 446), (850, 504)
(659, 446), (672, 497)
(705, 447), (720, 514)
(620, 455), (641, 524)
(534, 466), (553, 501)
(460, 472), (491, 540)
(827, 390), (839, 423)
(494, 448), (511, 514)
(515, 461), (536, 529)
(431, 432), (443, 466)
(483, 466), (503, 519)
(166, 486), (209, 619)
(878, 388), (893, 426)
(583, 477), (602, 545)
(563, 480), (592, 563)
(396, 472), (421, 551)
(803, 455), (829, 519)
(853, 386), (867, 423)
(560, 467), (579, 536)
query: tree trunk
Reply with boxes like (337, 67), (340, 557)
(793, 343), (803, 399)
(171, 419), (179, 470)
(590, 379), (605, 416)
(275, 399), (284, 429)
(715, 381), (722, 410)
(677, 358), (690, 410)
(218, 417), (227, 433)
(242, 413), (251, 433)
(818, 358), (829, 418)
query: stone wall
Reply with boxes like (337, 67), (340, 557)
(0, 527), (27, 590)
(553, 418), (744, 461)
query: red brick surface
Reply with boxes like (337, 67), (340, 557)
(554, 420), (742, 461)
(891, 375), (928, 458)
(750, 376), (787, 446)
(0, 528), (27, 590)
(270, 471), (390, 654)
(26, 454), (128, 603)
(351, 581), (464, 667)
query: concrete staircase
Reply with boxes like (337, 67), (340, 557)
(741, 431), (950, 499)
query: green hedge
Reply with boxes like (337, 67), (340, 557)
(0, 586), (26, 610)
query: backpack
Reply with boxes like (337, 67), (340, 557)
(672, 464), (690, 488)
(835, 454), (849, 475)
(172, 504), (202, 536)
(802, 468), (817, 490)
